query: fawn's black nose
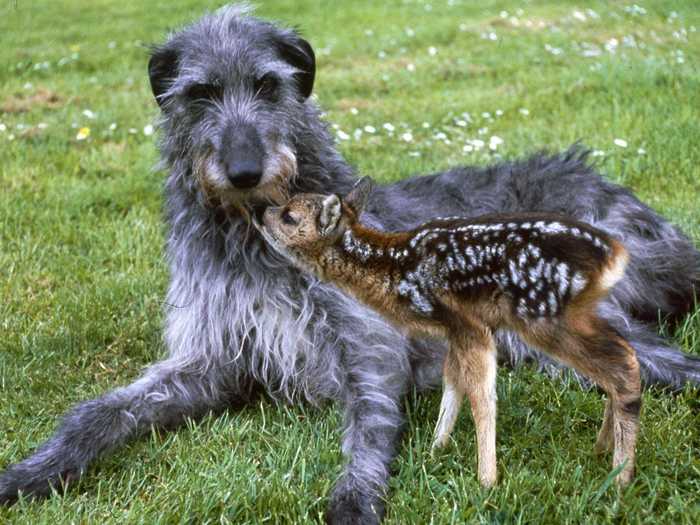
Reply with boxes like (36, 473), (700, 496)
(221, 122), (264, 189)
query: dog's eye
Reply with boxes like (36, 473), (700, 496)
(254, 73), (279, 101)
(281, 209), (298, 226)
(185, 83), (223, 101)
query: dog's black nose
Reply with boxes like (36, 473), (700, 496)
(221, 122), (265, 190)
(227, 161), (263, 189)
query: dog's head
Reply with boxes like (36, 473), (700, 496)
(148, 4), (316, 217)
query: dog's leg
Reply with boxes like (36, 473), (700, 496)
(0, 356), (250, 505)
(325, 317), (411, 525)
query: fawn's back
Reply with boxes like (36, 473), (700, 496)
(339, 212), (628, 330)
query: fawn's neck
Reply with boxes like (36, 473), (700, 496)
(318, 223), (409, 312)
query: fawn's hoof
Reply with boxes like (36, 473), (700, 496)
(614, 466), (635, 488)
(479, 474), (497, 488)
(430, 437), (450, 454)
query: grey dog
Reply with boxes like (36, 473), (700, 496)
(1, 4), (699, 523)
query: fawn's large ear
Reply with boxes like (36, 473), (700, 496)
(343, 176), (374, 216)
(318, 194), (342, 236)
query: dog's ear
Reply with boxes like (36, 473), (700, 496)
(274, 31), (315, 99)
(148, 45), (179, 109)
(318, 194), (342, 236)
(343, 177), (374, 217)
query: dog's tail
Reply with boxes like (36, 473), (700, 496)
(599, 303), (700, 390)
(497, 302), (700, 390)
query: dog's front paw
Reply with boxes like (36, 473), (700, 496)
(326, 479), (384, 525)
(0, 466), (26, 506)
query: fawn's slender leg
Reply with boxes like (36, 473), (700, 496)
(579, 333), (640, 487)
(464, 335), (498, 488)
(594, 398), (614, 455)
(432, 352), (464, 449)
(449, 328), (498, 487)
(608, 340), (641, 486)
(524, 316), (641, 487)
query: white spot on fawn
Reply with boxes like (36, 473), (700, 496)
(548, 291), (558, 314)
(537, 222), (569, 235)
(529, 258), (545, 282)
(518, 249), (528, 268)
(508, 259), (521, 286)
(517, 298), (529, 317)
(398, 280), (434, 314)
(555, 262), (570, 296)
(543, 262), (553, 281)
(570, 271), (588, 295)
(528, 244), (541, 258)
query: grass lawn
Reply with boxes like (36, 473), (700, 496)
(1, 0), (699, 522)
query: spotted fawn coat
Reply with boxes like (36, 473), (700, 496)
(259, 177), (641, 488)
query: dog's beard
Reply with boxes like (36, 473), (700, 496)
(193, 143), (297, 224)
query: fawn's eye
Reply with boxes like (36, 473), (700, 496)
(254, 73), (279, 101)
(281, 209), (298, 226)
(185, 83), (223, 101)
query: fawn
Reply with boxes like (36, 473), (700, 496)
(256, 177), (641, 488)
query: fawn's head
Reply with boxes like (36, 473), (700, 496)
(258, 177), (374, 268)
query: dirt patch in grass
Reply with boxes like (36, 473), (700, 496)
(486, 16), (551, 31)
(334, 98), (378, 111)
(1, 88), (63, 114)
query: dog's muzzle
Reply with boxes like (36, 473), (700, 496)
(221, 122), (265, 189)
